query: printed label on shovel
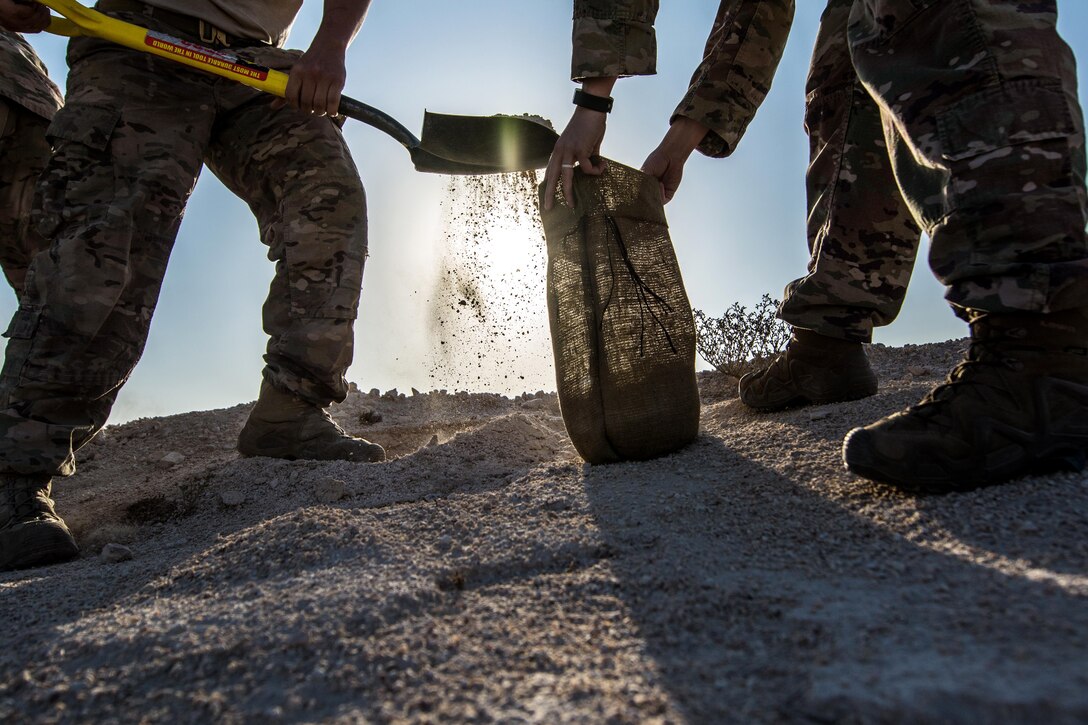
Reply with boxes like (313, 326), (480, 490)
(144, 31), (270, 81)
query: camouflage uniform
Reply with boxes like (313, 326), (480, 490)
(0, 6), (367, 476)
(0, 31), (63, 296)
(573, 0), (1088, 342)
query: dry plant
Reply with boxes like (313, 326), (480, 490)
(693, 294), (790, 377)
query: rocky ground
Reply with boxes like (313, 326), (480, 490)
(2, 339), (1086, 723)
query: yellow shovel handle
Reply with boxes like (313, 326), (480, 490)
(40, 0), (289, 97)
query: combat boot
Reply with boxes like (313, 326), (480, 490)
(843, 309), (1088, 493)
(237, 381), (386, 463)
(738, 328), (877, 411)
(0, 473), (79, 571)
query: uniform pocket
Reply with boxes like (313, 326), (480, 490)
(2, 302), (42, 340)
(36, 104), (122, 239)
(0, 99), (12, 139)
(852, 0), (940, 42)
(937, 79), (1075, 162)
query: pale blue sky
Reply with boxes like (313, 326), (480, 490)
(7, 2), (1088, 422)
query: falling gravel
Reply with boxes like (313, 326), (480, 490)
(427, 171), (553, 395)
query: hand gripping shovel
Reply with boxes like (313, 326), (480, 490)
(40, 0), (559, 174)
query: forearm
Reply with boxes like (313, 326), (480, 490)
(312, 0), (372, 53)
(675, 0), (794, 158)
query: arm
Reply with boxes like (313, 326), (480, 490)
(0, 0), (50, 32)
(285, 0), (372, 117)
(639, 0), (794, 203)
(673, 0), (794, 159)
(543, 0), (659, 210)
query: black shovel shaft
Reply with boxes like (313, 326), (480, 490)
(339, 95), (421, 150)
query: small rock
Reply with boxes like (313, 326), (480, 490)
(358, 408), (383, 425)
(520, 398), (550, 411)
(314, 478), (347, 504)
(435, 535), (453, 552)
(100, 543), (133, 564)
(160, 451), (186, 466)
(381, 388), (400, 400)
(411, 388), (421, 396)
(907, 365), (929, 377)
(347, 381), (359, 393)
(368, 388), (381, 398)
(809, 410), (830, 421)
(426, 434), (439, 447)
(220, 490), (246, 507)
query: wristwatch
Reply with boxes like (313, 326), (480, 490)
(573, 88), (614, 113)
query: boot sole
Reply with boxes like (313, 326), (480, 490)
(843, 428), (1088, 494)
(1, 539), (80, 571)
(238, 436), (386, 463)
(741, 383), (878, 412)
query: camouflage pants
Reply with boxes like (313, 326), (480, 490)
(0, 16), (367, 476)
(0, 99), (51, 298)
(779, 0), (1088, 342)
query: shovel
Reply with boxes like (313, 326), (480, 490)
(39, 0), (559, 174)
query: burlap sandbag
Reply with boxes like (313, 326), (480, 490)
(538, 160), (700, 464)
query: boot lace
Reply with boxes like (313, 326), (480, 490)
(3, 477), (54, 523)
(909, 335), (1023, 425)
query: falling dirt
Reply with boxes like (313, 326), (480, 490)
(427, 170), (553, 395)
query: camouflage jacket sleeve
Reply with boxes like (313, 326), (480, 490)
(675, 0), (794, 158)
(571, 0), (659, 80)
(0, 31), (63, 121)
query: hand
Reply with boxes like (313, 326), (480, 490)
(542, 78), (616, 211)
(283, 42), (348, 117)
(640, 116), (710, 203)
(0, 0), (51, 33)
(542, 107), (608, 210)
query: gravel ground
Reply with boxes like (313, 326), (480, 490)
(2, 339), (1086, 723)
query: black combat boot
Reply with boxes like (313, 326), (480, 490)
(843, 308), (1088, 493)
(237, 381), (386, 463)
(738, 328), (878, 411)
(0, 473), (80, 571)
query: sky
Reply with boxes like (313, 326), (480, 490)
(7, 1), (1088, 423)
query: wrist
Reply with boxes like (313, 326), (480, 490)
(581, 77), (617, 98)
(664, 117), (709, 157)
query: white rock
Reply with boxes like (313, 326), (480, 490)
(100, 543), (133, 564)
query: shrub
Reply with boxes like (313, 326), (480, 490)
(693, 294), (790, 377)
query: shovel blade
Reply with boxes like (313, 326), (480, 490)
(414, 112), (559, 174)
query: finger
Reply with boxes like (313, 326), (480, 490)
(562, 160), (576, 208)
(327, 83), (342, 118)
(284, 72), (302, 110)
(314, 79), (332, 117)
(305, 78), (322, 115)
(578, 152), (604, 176)
(542, 158), (560, 211)
(663, 172), (682, 203)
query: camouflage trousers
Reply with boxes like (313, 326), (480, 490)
(0, 17), (368, 476)
(0, 99), (51, 297)
(779, 0), (1088, 342)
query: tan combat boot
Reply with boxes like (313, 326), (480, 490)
(843, 308), (1088, 493)
(237, 381), (386, 463)
(0, 473), (80, 571)
(738, 328), (878, 411)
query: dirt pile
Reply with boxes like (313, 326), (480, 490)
(2, 339), (1087, 723)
